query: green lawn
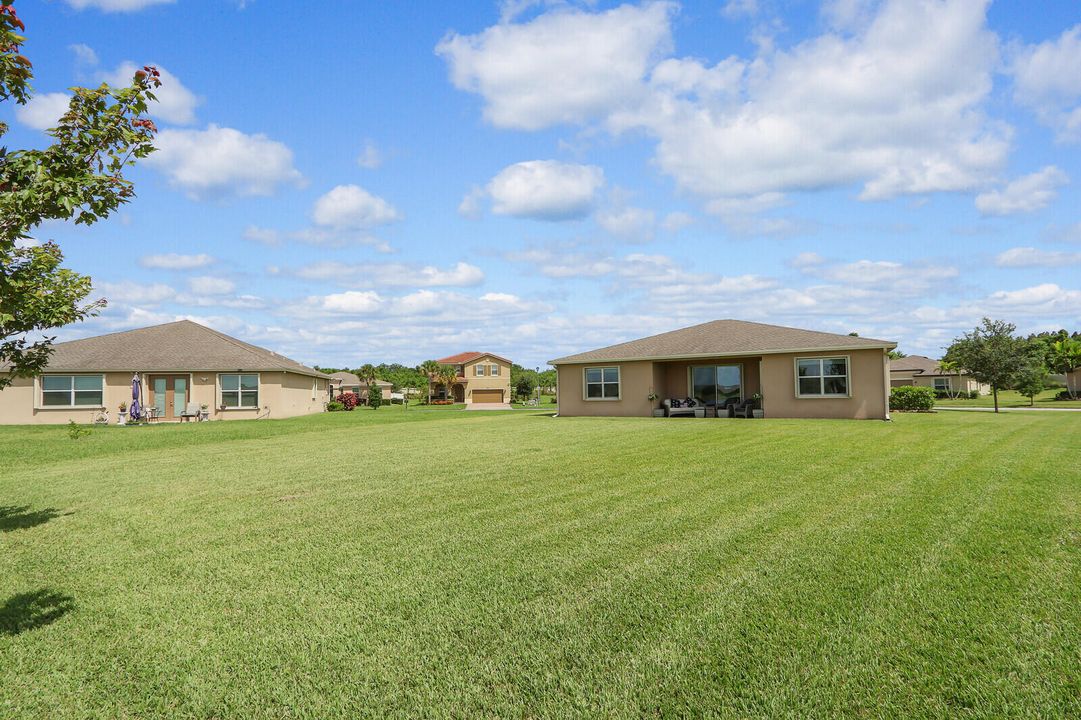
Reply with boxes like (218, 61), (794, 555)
(935, 387), (1081, 408)
(2, 410), (1079, 718)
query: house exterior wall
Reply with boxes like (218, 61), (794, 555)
(462, 355), (511, 403)
(555, 348), (890, 420)
(555, 360), (655, 417)
(0, 371), (327, 424)
(909, 374), (990, 395)
(759, 349), (888, 419)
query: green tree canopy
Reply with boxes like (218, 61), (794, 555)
(1, 1), (160, 388)
(945, 319), (1036, 413)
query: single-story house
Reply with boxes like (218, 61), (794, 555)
(889, 355), (990, 395)
(550, 319), (897, 420)
(0, 320), (330, 424)
(328, 371), (393, 400)
(434, 352), (512, 404)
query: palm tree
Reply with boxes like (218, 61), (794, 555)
(357, 363), (377, 405)
(937, 359), (961, 399)
(1051, 339), (1081, 399)
(419, 360), (441, 405)
(438, 364), (459, 403)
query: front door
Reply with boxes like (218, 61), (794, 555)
(150, 375), (189, 420)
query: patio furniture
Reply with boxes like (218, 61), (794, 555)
(180, 402), (201, 422)
(730, 399), (757, 418)
(663, 398), (701, 417)
(145, 407), (158, 422)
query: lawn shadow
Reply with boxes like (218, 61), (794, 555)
(0, 505), (67, 532)
(0, 589), (75, 636)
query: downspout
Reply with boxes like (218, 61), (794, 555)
(554, 366), (560, 417)
(883, 351), (891, 421)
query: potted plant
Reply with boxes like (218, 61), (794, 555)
(117, 400), (128, 425)
(751, 393), (764, 419)
(200, 402), (209, 421)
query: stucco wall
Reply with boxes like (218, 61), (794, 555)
(462, 356), (511, 402)
(760, 349), (888, 419)
(659, 357), (763, 402)
(910, 375), (989, 395)
(0, 371), (327, 425)
(555, 360), (656, 417)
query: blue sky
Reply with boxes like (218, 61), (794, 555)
(6, 0), (1080, 369)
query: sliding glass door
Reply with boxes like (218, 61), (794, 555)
(691, 364), (743, 407)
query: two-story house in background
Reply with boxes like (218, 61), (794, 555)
(435, 352), (513, 404)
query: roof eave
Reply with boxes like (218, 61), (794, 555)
(550, 343), (896, 366)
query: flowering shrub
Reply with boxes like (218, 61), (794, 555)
(338, 392), (359, 411)
(890, 386), (935, 412)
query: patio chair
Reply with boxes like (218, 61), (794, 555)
(729, 399), (756, 418)
(180, 402), (201, 422)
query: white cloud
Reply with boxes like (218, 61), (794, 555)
(984, 283), (1081, 314)
(974, 166), (1068, 216)
(437, 2), (674, 130)
(1010, 24), (1081, 142)
(662, 211), (694, 232)
(596, 203), (655, 241)
(189, 276), (236, 295)
(147, 125), (304, 199)
(294, 261), (484, 288)
(994, 247), (1081, 268)
(64, 0), (173, 11)
(243, 226), (281, 246)
(103, 62), (200, 125)
(458, 186), (485, 219)
(14, 93), (70, 131)
(789, 252), (825, 269)
(356, 140), (382, 169)
(312, 185), (401, 229)
(93, 281), (176, 304)
(319, 290), (385, 314)
(69, 43), (99, 67)
(486, 160), (604, 220)
(808, 259), (959, 296)
(139, 253), (215, 270)
(722, 0), (758, 20)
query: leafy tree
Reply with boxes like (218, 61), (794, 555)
(1049, 338), (1081, 399)
(887, 349), (907, 360)
(1, 1), (161, 388)
(1014, 361), (1048, 407)
(368, 384), (382, 410)
(419, 359), (440, 404)
(945, 319), (1029, 413)
(515, 373), (536, 402)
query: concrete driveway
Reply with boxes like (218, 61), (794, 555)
(466, 402), (513, 411)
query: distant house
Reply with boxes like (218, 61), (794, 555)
(889, 355), (990, 395)
(0, 320), (330, 424)
(434, 352), (512, 404)
(550, 319), (897, 419)
(328, 371), (393, 401)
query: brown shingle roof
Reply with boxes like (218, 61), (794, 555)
(550, 319), (896, 365)
(329, 372), (392, 388)
(25, 320), (328, 378)
(888, 355), (964, 377)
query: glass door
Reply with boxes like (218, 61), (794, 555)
(691, 364), (743, 408)
(149, 375), (189, 420)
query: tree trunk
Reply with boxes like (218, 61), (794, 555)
(993, 384), (999, 413)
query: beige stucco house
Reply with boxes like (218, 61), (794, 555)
(550, 319), (897, 420)
(0, 320), (330, 424)
(328, 371), (393, 401)
(889, 355), (990, 395)
(435, 352), (512, 404)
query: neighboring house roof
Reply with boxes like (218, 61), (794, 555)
(550, 319), (896, 365)
(12, 320), (329, 378)
(436, 351), (513, 365)
(329, 372), (392, 388)
(889, 355), (962, 377)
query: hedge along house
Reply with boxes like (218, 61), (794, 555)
(550, 319), (897, 420)
(0, 320), (330, 424)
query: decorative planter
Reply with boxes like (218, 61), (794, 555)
(752, 409), (764, 419)
(117, 411), (127, 426)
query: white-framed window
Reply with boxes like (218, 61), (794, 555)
(795, 357), (849, 397)
(40, 374), (104, 407)
(490, 364), (500, 376)
(934, 377), (951, 392)
(220, 373), (259, 408)
(475, 364), (486, 376)
(584, 366), (620, 400)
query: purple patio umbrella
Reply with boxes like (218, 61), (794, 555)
(130, 373), (142, 422)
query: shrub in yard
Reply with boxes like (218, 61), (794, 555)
(369, 385), (383, 410)
(67, 420), (91, 440)
(933, 390), (950, 399)
(1055, 389), (1074, 401)
(968, 390), (980, 399)
(326, 401), (344, 412)
(339, 392), (359, 411)
(890, 386), (935, 412)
